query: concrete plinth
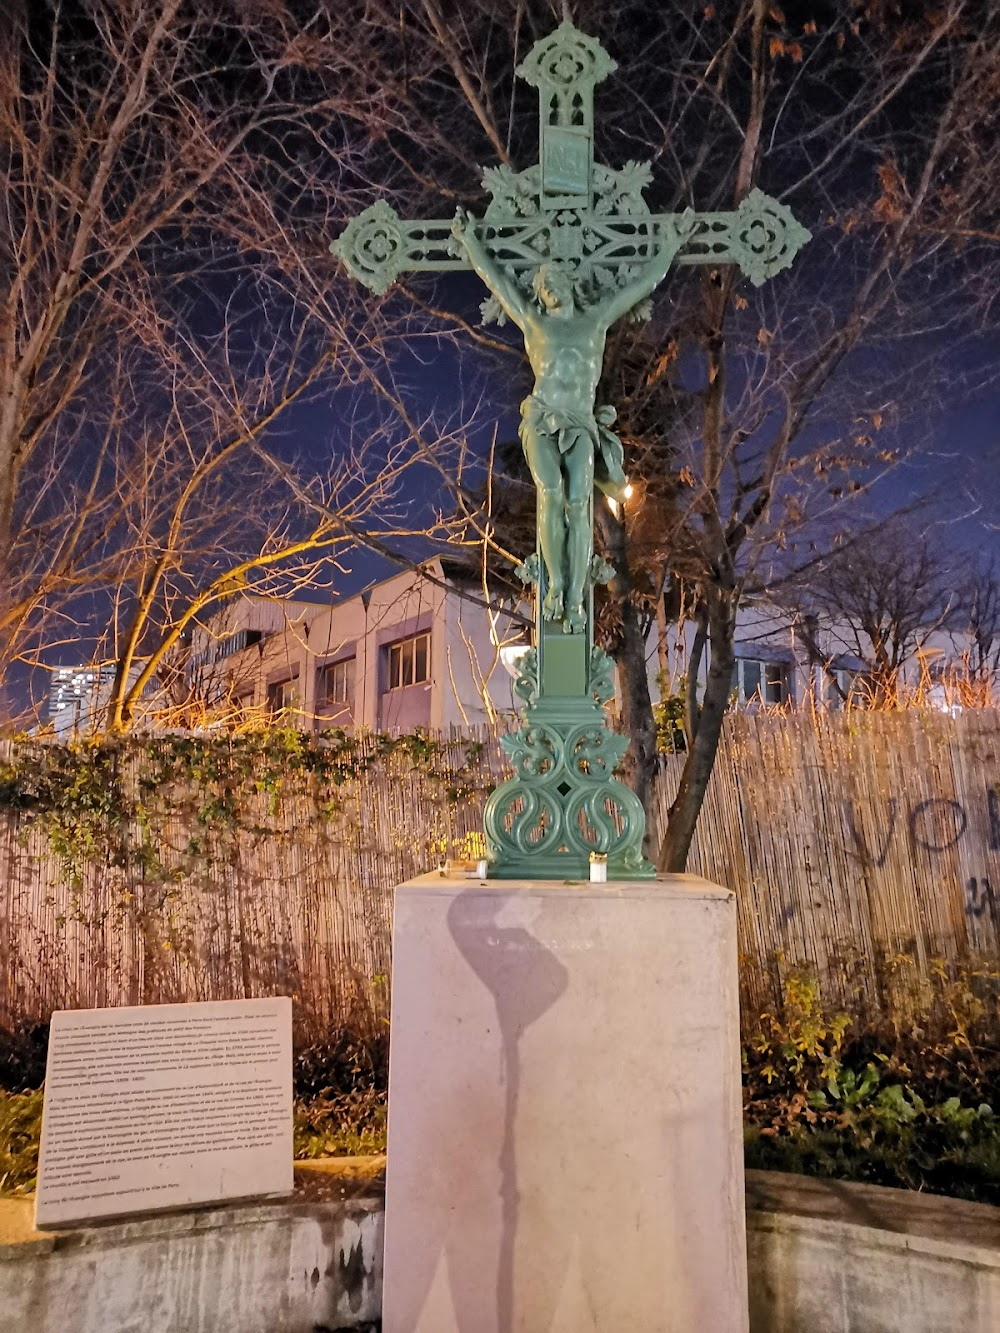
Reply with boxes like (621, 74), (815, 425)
(382, 873), (748, 1333)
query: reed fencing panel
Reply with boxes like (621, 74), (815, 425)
(1, 710), (997, 1036)
(658, 709), (1000, 1020)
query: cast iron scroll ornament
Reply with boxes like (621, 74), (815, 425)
(332, 21), (810, 879)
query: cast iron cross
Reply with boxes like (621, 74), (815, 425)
(331, 21), (810, 880)
(333, 22), (808, 296)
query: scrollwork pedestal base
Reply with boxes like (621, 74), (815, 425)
(484, 697), (654, 879)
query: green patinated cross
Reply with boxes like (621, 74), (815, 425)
(331, 21), (810, 880)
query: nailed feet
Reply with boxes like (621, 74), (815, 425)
(565, 601), (586, 635)
(542, 585), (565, 622)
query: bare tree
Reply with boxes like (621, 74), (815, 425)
(96, 330), (465, 732)
(956, 555), (1000, 693)
(0, 0), (476, 721)
(776, 524), (958, 704)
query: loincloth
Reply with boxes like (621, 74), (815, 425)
(520, 394), (625, 485)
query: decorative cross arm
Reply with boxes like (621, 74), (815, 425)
(331, 187), (811, 296)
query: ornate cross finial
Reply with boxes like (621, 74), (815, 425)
(515, 19), (616, 208)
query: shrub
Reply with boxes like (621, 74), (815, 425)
(293, 1089), (387, 1158)
(653, 681), (687, 753)
(0, 1023), (49, 1094)
(743, 967), (1000, 1204)
(293, 1030), (388, 1102)
(0, 1090), (43, 1194)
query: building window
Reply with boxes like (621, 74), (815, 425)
(826, 666), (864, 709)
(734, 658), (790, 705)
(232, 688), (256, 716)
(267, 671), (299, 714)
(387, 632), (430, 690)
(319, 657), (355, 709)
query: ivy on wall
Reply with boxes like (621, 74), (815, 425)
(0, 727), (492, 904)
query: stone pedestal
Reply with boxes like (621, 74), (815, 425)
(382, 873), (748, 1333)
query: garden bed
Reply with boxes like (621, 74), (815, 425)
(4, 957), (1000, 1206)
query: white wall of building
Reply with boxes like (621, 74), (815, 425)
(53, 565), (973, 737)
(195, 562), (525, 733)
(47, 661), (168, 736)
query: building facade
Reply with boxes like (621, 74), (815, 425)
(48, 564), (970, 736)
(187, 561), (524, 732)
(47, 663), (167, 736)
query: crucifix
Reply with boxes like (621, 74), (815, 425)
(332, 20), (810, 880)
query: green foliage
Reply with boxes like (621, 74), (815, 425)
(743, 964), (1000, 1204)
(0, 1090), (43, 1195)
(0, 740), (128, 889)
(293, 1089), (387, 1159)
(0, 729), (492, 936)
(1, 729), (491, 824)
(653, 680), (687, 753)
(746, 972), (850, 1100)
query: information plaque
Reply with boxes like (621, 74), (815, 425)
(35, 997), (293, 1228)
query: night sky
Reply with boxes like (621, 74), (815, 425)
(9, 1), (1000, 717)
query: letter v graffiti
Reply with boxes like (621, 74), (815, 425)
(845, 799), (898, 869)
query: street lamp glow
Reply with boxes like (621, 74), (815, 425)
(607, 481), (632, 516)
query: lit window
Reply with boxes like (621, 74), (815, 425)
(320, 657), (355, 708)
(733, 658), (790, 705)
(387, 632), (431, 690)
(266, 673), (299, 714)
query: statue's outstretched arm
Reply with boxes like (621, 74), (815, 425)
(452, 208), (531, 329)
(599, 212), (697, 328)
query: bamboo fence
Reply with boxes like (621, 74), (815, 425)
(1, 709), (998, 1036)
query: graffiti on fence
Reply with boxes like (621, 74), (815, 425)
(844, 785), (999, 917)
(967, 878), (995, 919)
(846, 786), (1000, 865)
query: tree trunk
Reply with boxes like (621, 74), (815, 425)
(684, 602), (709, 745)
(657, 588), (737, 872)
(600, 509), (659, 847)
(617, 597), (659, 848)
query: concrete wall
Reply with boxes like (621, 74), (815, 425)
(4, 1171), (999, 1332)
(746, 1170), (1000, 1333)
(0, 1195), (383, 1333)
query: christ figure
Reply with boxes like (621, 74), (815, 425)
(451, 208), (693, 634)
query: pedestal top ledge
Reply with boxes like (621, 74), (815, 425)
(406, 871), (732, 900)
